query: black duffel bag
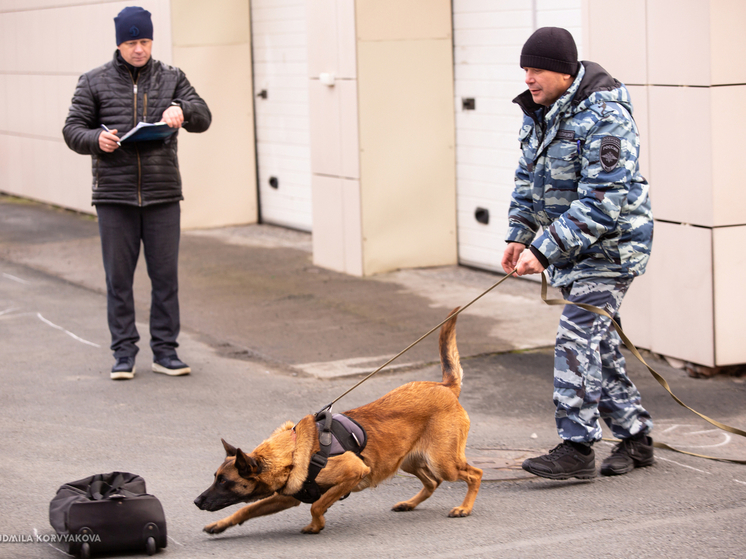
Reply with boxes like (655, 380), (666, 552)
(49, 472), (167, 558)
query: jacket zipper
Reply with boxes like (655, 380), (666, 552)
(128, 70), (143, 207)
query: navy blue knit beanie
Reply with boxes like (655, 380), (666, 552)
(115, 6), (153, 45)
(520, 27), (579, 76)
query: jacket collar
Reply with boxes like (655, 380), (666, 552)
(513, 62), (586, 124)
(113, 50), (152, 83)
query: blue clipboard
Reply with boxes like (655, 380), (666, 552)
(118, 122), (177, 143)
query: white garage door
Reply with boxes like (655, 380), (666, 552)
(452, 0), (583, 273)
(251, 0), (313, 232)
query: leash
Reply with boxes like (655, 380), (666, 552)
(316, 269), (519, 414)
(540, 272), (746, 464)
(315, 266), (746, 464)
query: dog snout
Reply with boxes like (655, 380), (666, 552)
(194, 492), (207, 509)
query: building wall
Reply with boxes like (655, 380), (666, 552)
(453, 0), (584, 275)
(172, 0), (258, 229)
(0, 0), (173, 214)
(586, 0), (746, 367)
(251, 0), (313, 231)
(0, 0), (257, 230)
(308, 0), (459, 276)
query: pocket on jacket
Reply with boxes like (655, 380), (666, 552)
(546, 140), (579, 184)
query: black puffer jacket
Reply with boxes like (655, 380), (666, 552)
(63, 51), (211, 206)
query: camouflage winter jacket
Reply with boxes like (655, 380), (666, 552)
(507, 61), (653, 287)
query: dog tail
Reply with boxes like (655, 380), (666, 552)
(439, 307), (463, 397)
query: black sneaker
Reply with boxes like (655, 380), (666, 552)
(111, 356), (135, 380)
(152, 354), (191, 376)
(522, 441), (596, 480)
(600, 436), (655, 476)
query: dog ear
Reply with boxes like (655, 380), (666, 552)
(235, 448), (261, 479)
(221, 438), (237, 457)
(283, 414), (319, 495)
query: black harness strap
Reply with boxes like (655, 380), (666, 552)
(292, 411), (333, 504)
(291, 410), (365, 504)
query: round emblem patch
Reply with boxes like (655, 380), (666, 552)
(129, 25), (140, 38)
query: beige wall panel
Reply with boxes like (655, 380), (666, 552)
(306, 0), (356, 79)
(336, 0), (357, 79)
(626, 85), (650, 184)
(586, 0), (646, 85)
(620, 269), (652, 351)
(338, 79), (360, 179)
(171, 0), (249, 46)
(1, 1), (173, 75)
(357, 39), (457, 275)
(648, 86), (712, 226)
(713, 226), (746, 365)
(341, 178), (363, 276)
(711, 85), (746, 227)
(710, 0), (746, 85)
(356, 0), (451, 42)
(307, 78), (358, 179)
(60, 146), (95, 213)
(312, 175), (363, 275)
(0, 0), (108, 9)
(308, 79), (342, 176)
(0, 136), (91, 213)
(647, 0), (710, 86)
(312, 175), (346, 272)
(2, 74), (77, 140)
(173, 43), (257, 228)
(306, 0), (339, 77)
(0, 12), (13, 73)
(0, 75), (7, 131)
(651, 222), (714, 367)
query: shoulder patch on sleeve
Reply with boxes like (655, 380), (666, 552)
(600, 136), (621, 172)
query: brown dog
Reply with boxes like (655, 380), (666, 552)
(194, 309), (482, 534)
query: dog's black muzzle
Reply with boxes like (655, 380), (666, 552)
(194, 488), (235, 512)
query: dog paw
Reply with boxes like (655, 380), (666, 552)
(391, 502), (415, 512)
(300, 524), (323, 534)
(203, 521), (228, 534)
(448, 506), (472, 518)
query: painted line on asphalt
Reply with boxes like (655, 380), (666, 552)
(735, 479), (746, 486)
(0, 307), (18, 316)
(36, 312), (101, 348)
(656, 455), (711, 474)
(2, 272), (30, 284)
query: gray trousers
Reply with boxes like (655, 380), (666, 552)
(554, 278), (653, 443)
(96, 202), (181, 360)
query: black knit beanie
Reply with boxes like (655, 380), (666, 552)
(520, 27), (579, 76)
(115, 6), (153, 45)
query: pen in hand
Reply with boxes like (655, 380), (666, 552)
(100, 124), (120, 151)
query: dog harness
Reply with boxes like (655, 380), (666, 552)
(291, 410), (367, 504)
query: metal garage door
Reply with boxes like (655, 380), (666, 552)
(251, 0), (313, 232)
(452, 0), (583, 273)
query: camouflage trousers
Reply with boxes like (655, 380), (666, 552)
(554, 278), (653, 443)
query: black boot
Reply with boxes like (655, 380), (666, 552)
(522, 441), (596, 480)
(600, 435), (654, 476)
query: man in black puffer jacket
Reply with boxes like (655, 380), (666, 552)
(63, 6), (211, 380)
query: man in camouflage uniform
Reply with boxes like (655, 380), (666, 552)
(501, 27), (655, 479)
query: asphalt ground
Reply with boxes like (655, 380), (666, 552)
(1, 194), (746, 559)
